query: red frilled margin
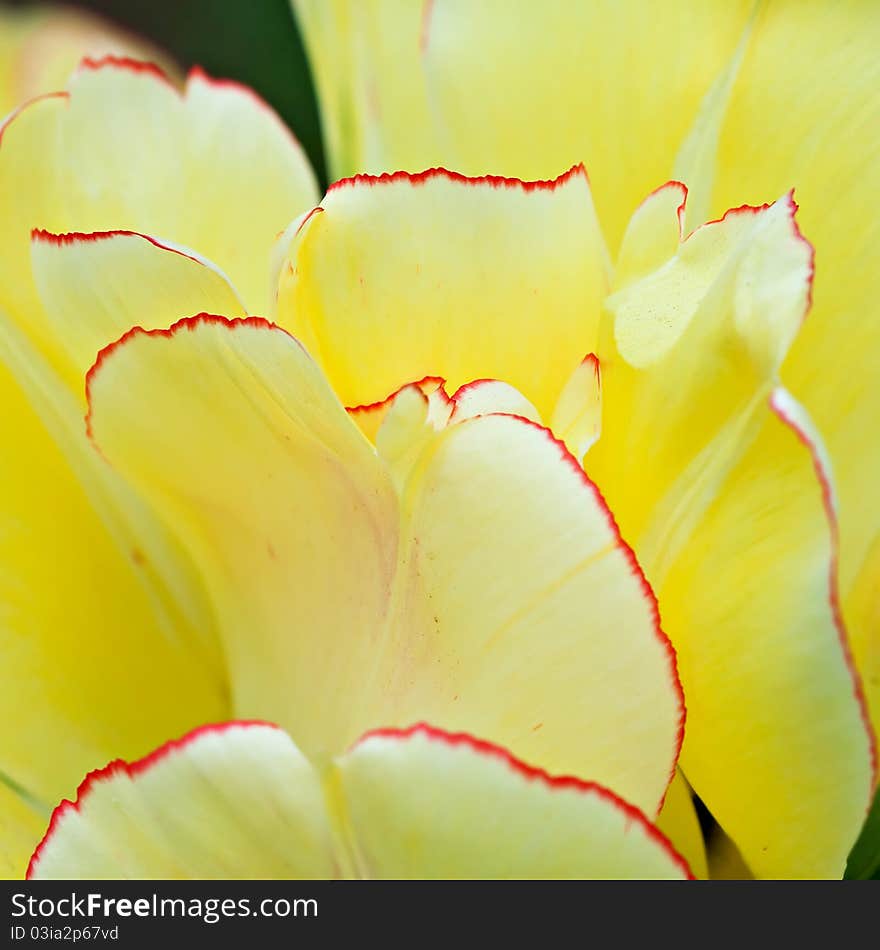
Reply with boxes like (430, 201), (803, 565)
(769, 393), (879, 788)
(84, 313), (292, 441)
(0, 91), (68, 146)
(326, 162), (588, 195)
(702, 191), (815, 315)
(358, 723), (695, 879)
(26, 720), (280, 879)
(348, 374), (687, 811)
(79, 54), (173, 86)
(499, 412), (687, 809)
(31, 227), (204, 267)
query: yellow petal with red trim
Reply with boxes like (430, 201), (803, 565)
(589, 189), (874, 876)
(87, 316), (683, 816)
(295, 0), (752, 250)
(30, 229), (246, 394)
(0, 56), (317, 327)
(339, 724), (692, 880)
(28, 722), (692, 880)
(708, 1), (880, 724)
(660, 390), (875, 878)
(27, 723), (333, 880)
(276, 166), (607, 419)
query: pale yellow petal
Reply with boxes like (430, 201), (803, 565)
(708, 1), (880, 685)
(88, 318), (683, 815)
(339, 724), (692, 880)
(293, 0), (433, 180)
(308, 0), (751, 248)
(28, 723), (333, 880)
(31, 228), (246, 394)
(660, 390), (874, 878)
(590, 192), (873, 876)
(0, 57), (317, 330)
(550, 354), (602, 461)
(0, 353), (226, 810)
(86, 315), (398, 763)
(276, 166), (608, 418)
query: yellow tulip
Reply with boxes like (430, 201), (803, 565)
(2, 59), (690, 881)
(0, 0), (876, 877)
(294, 0), (879, 747)
(291, 0), (880, 878)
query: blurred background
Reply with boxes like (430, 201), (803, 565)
(0, 0), (327, 182)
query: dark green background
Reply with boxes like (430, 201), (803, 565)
(1, 0), (327, 183)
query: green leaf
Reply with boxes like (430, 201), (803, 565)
(845, 786), (880, 879)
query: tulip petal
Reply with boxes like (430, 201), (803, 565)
(30, 229), (246, 393)
(447, 379), (540, 426)
(390, 410), (684, 815)
(276, 165), (608, 418)
(590, 192), (874, 876)
(415, 0), (751, 248)
(27, 722), (333, 880)
(88, 317), (683, 816)
(0, 56), (317, 323)
(660, 390), (875, 878)
(708, 1), (880, 715)
(550, 354), (602, 462)
(338, 724), (692, 880)
(293, 0), (434, 181)
(0, 354), (226, 812)
(591, 193), (812, 580)
(0, 6), (176, 114)
(86, 315), (399, 763)
(27, 721), (691, 880)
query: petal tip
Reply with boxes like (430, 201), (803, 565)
(26, 720), (281, 880)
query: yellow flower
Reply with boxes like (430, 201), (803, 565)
(294, 0), (879, 739)
(2, 60), (689, 881)
(1, 0), (877, 877)
(290, 0), (880, 877)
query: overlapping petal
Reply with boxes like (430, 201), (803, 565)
(295, 0), (754, 249)
(655, 770), (708, 881)
(709, 2), (880, 741)
(0, 354), (226, 820)
(86, 315), (683, 816)
(28, 722), (692, 880)
(275, 165), (607, 418)
(27, 723), (333, 880)
(589, 188), (875, 877)
(30, 229), (246, 394)
(0, 56), (317, 328)
(272, 161), (874, 874)
(293, 0), (880, 784)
